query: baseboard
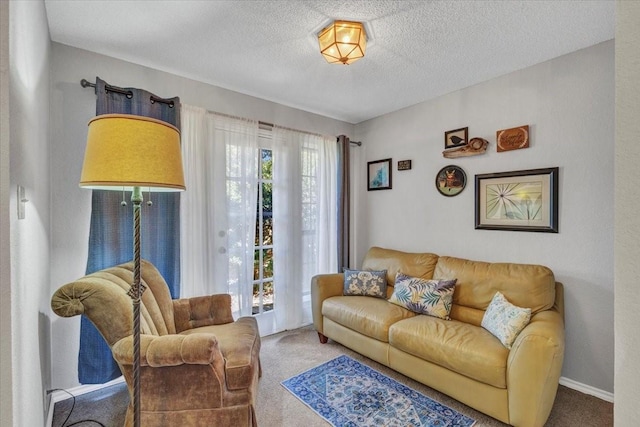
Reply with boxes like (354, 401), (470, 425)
(45, 376), (126, 427)
(559, 376), (614, 402)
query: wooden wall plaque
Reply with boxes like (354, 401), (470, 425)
(497, 125), (529, 152)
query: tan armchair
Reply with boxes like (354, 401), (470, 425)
(51, 259), (261, 427)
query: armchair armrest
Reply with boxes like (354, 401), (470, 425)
(112, 334), (232, 413)
(506, 308), (565, 427)
(311, 273), (344, 337)
(112, 333), (224, 367)
(173, 294), (234, 333)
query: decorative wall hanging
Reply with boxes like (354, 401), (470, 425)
(368, 158), (392, 191)
(436, 165), (466, 197)
(475, 167), (558, 233)
(398, 160), (412, 171)
(497, 125), (530, 152)
(443, 137), (489, 158)
(444, 127), (468, 149)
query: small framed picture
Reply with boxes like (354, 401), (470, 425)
(475, 167), (559, 233)
(397, 160), (412, 171)
(444, 127), (468, 149)
(367, 158), (392, 191)
(435, 165), (467, 197)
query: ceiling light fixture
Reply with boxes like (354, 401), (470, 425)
(318, 20), (367, 65)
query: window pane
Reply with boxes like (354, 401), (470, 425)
(264, 280), (274, 312)
(252, 281), (261, 315)
(261, 149), (272, 179)
(227, 145), (241, 177)
(253, 250), (260, 281)
(227, 180), (242, 209)
(253, 147), (274, 316)
(262, 216), (273, 245)
(302, 177), (311, 203)
(262, 182), (272, 212)
(263, 248), (273, 279)
(255, 203), (261, 246)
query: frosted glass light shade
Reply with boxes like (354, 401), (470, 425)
(318, 20), (366, 65)
(80, 114), (185, 191)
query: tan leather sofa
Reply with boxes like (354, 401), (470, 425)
(311, 247), (564, 427)
(51, 260), (261, 427)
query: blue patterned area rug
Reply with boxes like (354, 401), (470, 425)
(281, 355), (476, 427)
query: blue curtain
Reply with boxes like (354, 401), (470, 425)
(78, 77), (181, 384)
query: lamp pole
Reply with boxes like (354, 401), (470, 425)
(126, 186), (145, 427)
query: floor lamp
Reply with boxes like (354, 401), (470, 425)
(79, 114), (185, 427)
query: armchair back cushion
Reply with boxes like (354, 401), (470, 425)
(51, 260), (177, 345)
(173, 294), (234, 333)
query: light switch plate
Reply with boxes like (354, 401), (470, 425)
(17, 185), (27, 220)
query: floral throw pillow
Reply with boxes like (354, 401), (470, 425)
(388, 272), (457, 319)
(343, 269), (388, 299)
(481, 291), (532, 349)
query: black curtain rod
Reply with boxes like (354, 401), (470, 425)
(80, 79), (175, 107)
(336, 136), (362, 147)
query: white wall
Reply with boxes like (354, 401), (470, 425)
(48, 42), (354, 390)
(614, 1), (640, 424)
(354, 41), (614, 394)
(7, 0), (52, 425)
(0, 1), (12, 425)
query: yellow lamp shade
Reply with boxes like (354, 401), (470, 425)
(80, 114), (185, 191)
(318, 20), (366, 65)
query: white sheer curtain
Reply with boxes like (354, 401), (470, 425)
(180, 104), (259, 317)
(272, 127), (338, 331)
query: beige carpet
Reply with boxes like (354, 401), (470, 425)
(257, 326), (613, 427)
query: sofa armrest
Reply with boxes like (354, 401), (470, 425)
(173, 294), (234, 333)
(311, 273), (344, 336)
(506, 308), (565, 427)
(112, 333), (224, 367)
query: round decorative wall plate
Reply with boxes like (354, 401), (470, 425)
(435, 165), (467, 197)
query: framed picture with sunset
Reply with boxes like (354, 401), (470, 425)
(475, 167), (559, 233)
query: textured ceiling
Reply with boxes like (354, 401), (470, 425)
(44, 0), (615, 124)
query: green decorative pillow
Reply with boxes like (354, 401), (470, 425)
(388, 272), (457, 319)
(481, 291), (532, 349)
(343, 269), (388, 299)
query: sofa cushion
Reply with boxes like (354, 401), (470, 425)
(481, 291), (532, 349)
(389, 315), (509, 388)
(388, 273), (457, 319)
(180, 316), (260, 390)
(434, 256), (555, 324)
(322, 296), (416, 342)
(343, 269), (388, 298)
(362, 247), (440, 290)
